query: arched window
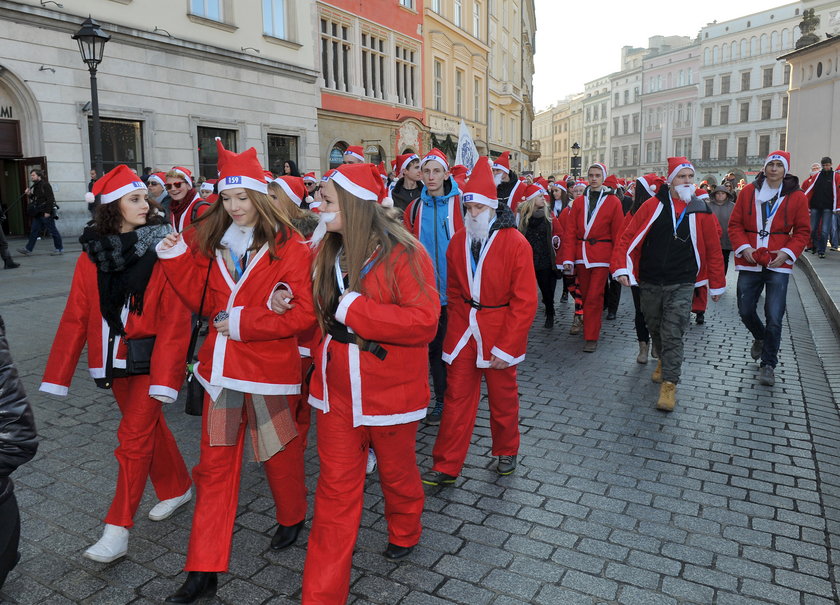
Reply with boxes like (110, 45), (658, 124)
(741, 39), (749, 58)
(771, 31), (780, 51)
(713, 46), (720, 64)
(731, 41), (738, 60)
(704, 48), (711, 65)
(781, 28), (791, 49)
(722, 44), (730, 62)
(760, 34), (769, 54)
(750, 36), (758, 56)
(329, 141), (348, 169)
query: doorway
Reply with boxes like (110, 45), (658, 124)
(0, 156), (46, 236)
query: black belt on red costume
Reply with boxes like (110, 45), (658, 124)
(327, 323), (388, 361)
(746, 229), (790, 237)
(578, 238), (612, 245)
(463, 297), (510, 310)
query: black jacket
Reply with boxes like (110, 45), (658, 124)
(496, 170), (520, 206)
(390, 178), (422, 212)
(28, 180), (56, 217)
(0, 315), (38, 504)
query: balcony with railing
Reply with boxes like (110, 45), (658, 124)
(525, 139), (541, 162)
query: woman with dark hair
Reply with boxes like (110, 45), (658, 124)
(40, 165), (192, 564)
(301, 163), (439, 604)
(283, 159), (301, 177)
(157, 141), (314, 603)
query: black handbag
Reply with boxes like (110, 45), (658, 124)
(184, 261), (213, 416)
(125, 336), (155, 375)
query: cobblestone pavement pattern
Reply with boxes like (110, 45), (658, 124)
(2, 243), (840, 605)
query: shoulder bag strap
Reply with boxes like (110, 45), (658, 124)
(186, 259), (213, 368)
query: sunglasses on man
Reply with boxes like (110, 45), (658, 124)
(165, 182), (186, 190)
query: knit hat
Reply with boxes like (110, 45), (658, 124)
(303, 172), (317, 183)
(665, 157), (695, 184)
(637, 174), (663, 197)
(275, 175), (308, 207)
(170, 166), (193, 188)
(421, 148), (449, 172)
(764, 150), (790, 175)
(588, 163), (608, 179)
(343, 145), (365, 162)
(215, 138), (268, 194)
(492, 151), (511, 174)
(148, 172), (166, 189)
(396, 152), (420, 176)
(461, 157), (498, 209)
(330, 163), (393, 207)
(92, 165), (147, 205)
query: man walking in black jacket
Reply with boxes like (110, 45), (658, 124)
(18, 169), (63, 256)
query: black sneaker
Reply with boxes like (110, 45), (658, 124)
(16, 248), (31, 256)
(421, 470), (456, 486)
(750, 339), (763, 361)
(497, 455), (517, 475)
(426, 402), (443, 425)
(695, 312), (704, 325)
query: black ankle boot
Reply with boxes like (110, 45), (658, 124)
(3, 259), (19, 269)
(271, 520), (305, 550)
(165, 572), (218, 603)
(544, 312), (554, 329)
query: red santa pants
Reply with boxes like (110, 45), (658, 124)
(105, 375), (191, 528)
(432, 338), (520, 477)
(577, 265), (610, 341)
(302, 396), (423, 604)
(290, 357), (314, 449)
(185, 393), (307, 572)
(692, 286), (708, 313)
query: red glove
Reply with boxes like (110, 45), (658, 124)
(752, 247), (775, 267)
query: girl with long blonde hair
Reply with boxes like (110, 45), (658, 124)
(517, 186), (562, 329)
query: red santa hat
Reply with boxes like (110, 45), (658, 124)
(588, 162), (608, 179)
(665, 157), (695, 184)
(637, 173), (663, 198)
(520, 184), (545, 204)
(330, 163), (393, 207)
(274, 175), (309, 207)
(303, 172), (317, 183)
(199, 180), (215, 192)
(534, 176), (549, 190)
(148, 172), (166, 189)
(92, 164), (147, 205)
(695, 187), (710, 200)
(343, 145), (365, 162)
(450, 164), (469, 190)
(461, 157), (498, 209)
(263, 170), (275, 183)
(550, 180), (567, 192)
(764, 150), (790, 175)
(421, 148), (450, 172)
(492, 151), (512, 174)
(215, 137), (268, 194)
(170, 166), (193, 188)
(603, 174), (620, 190)
(396, 152), (420, 176)
(377, 161), (388, 183)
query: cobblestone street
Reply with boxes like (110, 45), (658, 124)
(2, 243), (840, 604)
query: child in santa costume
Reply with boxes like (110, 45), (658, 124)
(156, 140), (315, 604)
(550, 181), (583, 317)
(611, 157), (726, 411)
(517, 184), (562, 328)
(728, 151), (810, 387)
(560, 162), (625, 352)
(39, 165), (192, 564)
(301, 163), (439, 604)
(422, 157), (537, 485)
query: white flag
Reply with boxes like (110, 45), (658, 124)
(455, 120), (479, 171)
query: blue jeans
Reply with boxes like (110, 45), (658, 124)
(736, 269), (789, 368)
(809, 209), (832, 254)
(831, 214), (840, 249)
(25, 216), (63, 252)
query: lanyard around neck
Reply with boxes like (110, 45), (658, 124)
(334, 248), (377, 294)
(669, 194), (689, 237)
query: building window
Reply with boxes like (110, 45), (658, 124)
(632, 144), (638, 165)
(454, 0), (462, 27)
(758, 134), (770, 157)
(761, 99), (772, 120)
(473, 2), (481, 38)
(321, 18), (350, 92)
(614, 92), (620, 107)
(328, 141), (347, 169)
(719, 105), (729, 125)
(361, 32), (386, 100)
(473, 77), (480, 122)
(632, 114), (639, 133)
(612, 118), (619, 136)
(701, 139), (711, 160)
(781, 95), (788, 119)
(779, 132), (786, 150)
(763, 67), (773, 87)
(675, 139), (682, 156)
(783, 64), (791, 85)
(622, 147), (628, 166)
(684, 139), (692, 158)
(262, 0), (285, 38)
(737, 136), (748, 161)
(624, 90), (629, 104)
(686, 102), (692, 124)
(718, 138), (728, 159)
(741, 71), (751, 91)
(721, 74), (730, 94)
(434, 60), (443, 111)
(623, 116), (629, 134)
(266, 133), (298, 176)
(399, 0), (415, 8)
(703, 107), (713, 127)
(191, 0), (221, 21)
(197, 126), (236, 179)
(88, 118), (143, 176)
(613, 148), (619, 166)
(456, 69), (464, 117)
(645, 142), (653, 163)
(705, 78), (714, 97)
(431, 0), (440, 11)
(395, 43), (419, 106)
(740, 102), (750, 123)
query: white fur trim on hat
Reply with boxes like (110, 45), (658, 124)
(588, 163), (608, 179)
(343, 149), (365, 162)
(765, 153), (789, 175)
(217, 175), (268, 195)
(399, 154), (420, 175)
(492, 162), (510, 174)
(100, 180), (147, 205)
(666, 161), (695, 184)
(330, 171), (379, 202)
(275, 178), (302, 206)
(461, 191), (498, 209)
(171, 168), (193, 188)
(148, 175), (165, 188)
(421, 153), (449, 172)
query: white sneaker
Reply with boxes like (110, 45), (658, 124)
(83, 524), (129, 563)
(366, 449), (377, 475)
(148, 488), (192, 521)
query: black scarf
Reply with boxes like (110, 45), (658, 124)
(79, 223), (172, 335)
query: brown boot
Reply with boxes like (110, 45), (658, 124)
(656, 381), (676, 411)
(651, 360), (662, 383)
(583, 340), (597, 353)
(636, 341), (649, 364)
(569, 315), (583, 335)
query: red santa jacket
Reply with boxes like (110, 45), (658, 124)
(553, 209), (569, 269)
(560, 189), (625, 268)
(507, 179), (528, 214)
(403, 191), (464, 241)
(308, 245), (440, 426)
(610, 191), (726, 296)
(172, 192), (207, 233)
(157, 228), (315, 400)
(40, 254), (190, 402)
(443, 211), (538, 367)
(803, 170), (840, 212)
(728, 175), (811, 274)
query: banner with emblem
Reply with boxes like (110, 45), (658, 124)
(455, 120), (479, 172)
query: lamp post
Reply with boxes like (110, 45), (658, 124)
(73, 17), (110, 179)
(571, 142), (581, 179)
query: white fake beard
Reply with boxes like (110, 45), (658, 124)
(493, 173), (503, 187)
(465, 208), (491, 244)
(308, 211), (338, 247)
(673, 184), (694, 202)
(220, 223), (254, 258)
(755, 182), (779, 203)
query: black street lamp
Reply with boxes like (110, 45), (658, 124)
(73, 17), (111, 179)
(571, 142), (581, 179)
